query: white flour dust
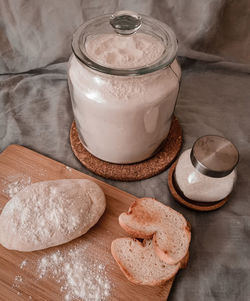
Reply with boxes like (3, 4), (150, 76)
(4, 176), (112, 300)
(65, 166), (72, 172)
(37, 247), (111, 301)
(86, 33), (164, 69)
(13, 245), (112, 301)
(2, 176), (31, 198)
(20, 260), (27, 269)
(12, 274), (23, 291)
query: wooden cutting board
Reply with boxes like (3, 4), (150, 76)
(0, 145), (174, 301)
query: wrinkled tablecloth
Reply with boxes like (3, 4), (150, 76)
(0, 1), (250, 300)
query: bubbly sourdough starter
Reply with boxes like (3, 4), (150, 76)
(68, 33), (181, 163)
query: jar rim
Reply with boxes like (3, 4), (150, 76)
(71, 13), (178, 76)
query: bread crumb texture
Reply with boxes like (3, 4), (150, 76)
(118, 198), (191, 266)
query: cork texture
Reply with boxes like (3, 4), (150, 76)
(168, 161), (229, 211)
(70, 116), (182, 181)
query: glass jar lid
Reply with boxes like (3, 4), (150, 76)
(190, 135), (239, 178)
(72, 10), (178, 76)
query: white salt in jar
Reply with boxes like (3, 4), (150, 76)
(68, 11), (181, 163)
(174, 136), (239, 202)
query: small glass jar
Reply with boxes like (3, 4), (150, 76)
(68, 11), (181, 164)
(174, 135), (239, 202)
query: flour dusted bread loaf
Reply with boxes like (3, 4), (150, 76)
(111, 238), (180, 286)
(119, 198), (191, 265)
(0, 179), (106, 251)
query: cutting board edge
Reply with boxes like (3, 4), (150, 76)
(0, 144), (175, 300)
(0, 144), (139, 202)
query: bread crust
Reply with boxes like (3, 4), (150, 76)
(0, 179), (106, 252)
(119, 198), (191, 266)
(152, 227), (191, 266)
(111, 238), (180, 286)
(118, 217), (153, 240)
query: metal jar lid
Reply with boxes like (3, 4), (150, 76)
(190, 135), (239, 178)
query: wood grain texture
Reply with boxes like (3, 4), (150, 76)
(0, 144), (173, 301)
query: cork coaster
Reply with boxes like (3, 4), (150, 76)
(168, 161), (229, 211)
(70, 116), (182, 181)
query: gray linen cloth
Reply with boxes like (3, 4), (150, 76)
(0, 1), (249, 300)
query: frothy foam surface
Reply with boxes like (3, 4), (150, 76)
(85, 33), (164, 69)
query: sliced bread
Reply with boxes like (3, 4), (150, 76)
(111, 238), (180, 286)
(119, 198), (191, 265)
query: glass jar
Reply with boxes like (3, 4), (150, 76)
(174, 135), (239, 202)
(68, 11), (181, 164)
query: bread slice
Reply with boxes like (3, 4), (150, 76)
(111, 238), (180, 286)
(119, 198), (191, 265)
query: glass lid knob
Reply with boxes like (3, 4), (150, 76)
(110, 11), (142, 35)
